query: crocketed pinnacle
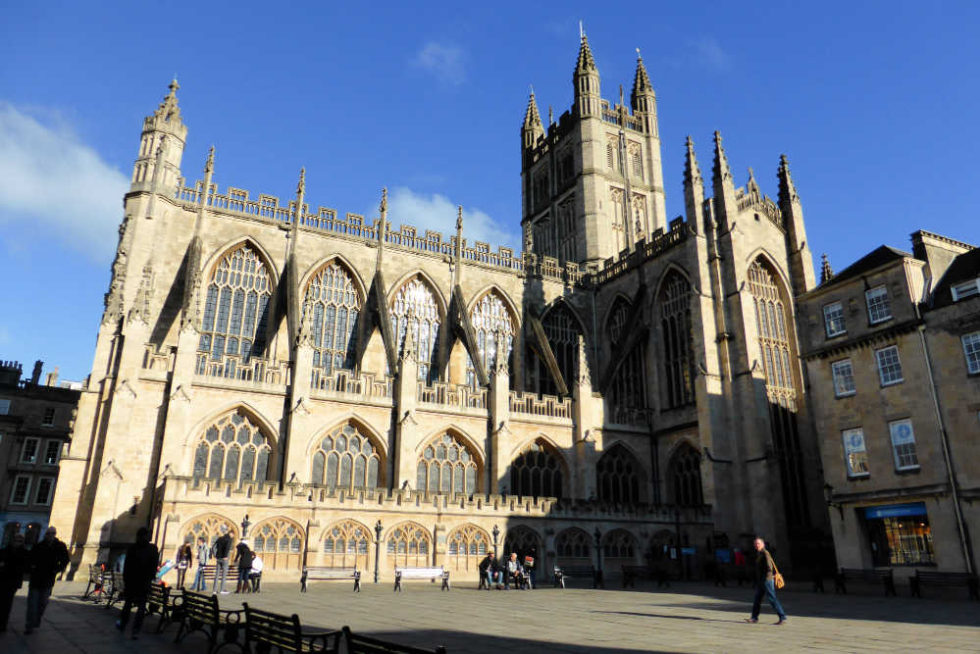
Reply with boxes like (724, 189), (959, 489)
(712, 131), (732, 183)
(523, 90), (543, 129)
(778, 154), (799, 203)
(297, 167), (306, 196)
(204, 145), (215, 174)
(746, 167), (760, 197)
(820, 253), (834, 284)
(683, 136), (702, 187)
(155, 77), (181, 122)
(576, 33), (597, 73)
(632, 53), (653, 96)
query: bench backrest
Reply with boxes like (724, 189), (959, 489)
(342, 625), (447, 654)
(244, 604), (303, 650)
(396, 567), (445, 579)
(182, 590), (219, 623)
(916, 570), (977, 580)
(197, 564), (218, 579)
(88, 564), (103, 583)
(304, 566), (357, 578)
(147, 582), (168, 605)
(556, 565), (594, 575)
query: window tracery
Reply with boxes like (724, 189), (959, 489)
(191, 410), (272, 484)
(607, 298), (646, 415)
(510, 441), (563, 498)
(530, 304), (581, 395)
(596, 445), (642, 504)
(668, 442), (703, 506)
(603, 529), (637, 558)
(304, 261), (361, 375)
(199, 244), (272, 361)
(467, 292), (515, 386)
(747, 260), (796, 404)
(446, 524), (490, 571)
(660, 272), (694, 408)
(555, 528), (591, 558)
(385, 522), (431, 567)
(252, 519), (303, 555)
(181, 515), (237, 545)
(320, 520), (370, 568)
(390, 277), (441, 381)
(310, 422), (382, 492)
(416, 433), (479, 495)
(504, 526), (541, 559)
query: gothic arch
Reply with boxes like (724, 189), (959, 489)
(184, 406), (278, 485)
(509, 438), (566, 499)
(601, 293), (633, 343)
(299, 254), (368, 301)
(180, 513), (239, 545)
(415, 429), (483, 495)
(315, 519), (372, 569)
(200, 236), (281, 286)
(658, 268), (695, 409)
(386, 270), (448, 317)
(308, 419), (386, 492)
(540, 298), (588, 336)
(596, 442), (645, 504)
(667, 440), (703, 506)
(414, 425), (484, 461)
(466, 284), (522, 332)
(388, 272), (446, 381)
(445, 523), (492, 571)
(555, 527), (592, 559)
(308, 416), (388, 459)
(743, 248), (792, 295)
(532, 300), (588, 396)
(652, 263), (692, 300)
(503, 525), (542, 557)
(181, 402), (279, 449)
(384, 521), (433, 567)
(251, 516), (305, 570)
(602, 529), (638, 560)
(466, 286), (520, 384)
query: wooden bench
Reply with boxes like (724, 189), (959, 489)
(393, 567), (450, 592)
(146, 581), (182, 633)
(621, 565), (670, 589)
(910, 570), (979, 600)
(341, 625), (447, 653)
(193, 563), (218, 591)
(834, 567), (896, 596)
(300, 565), (361, 592)
(104, 570), (126, 608)
(82, 564), (107, 600)
(242, 603), (337, 653)
(174, 589), (244, 653)
(553, 564), (597, 589)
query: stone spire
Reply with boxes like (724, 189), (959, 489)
(777, 153), (816, 294)
(820, 253), (834, 285)
(777, 154), (799, 204)
(573, 31), (601, 117)
(746, 167), (760, 200)
(452, 205), (464, 287)
(132, 78), (187, 194)
(712, 131), (732, 185)
(630, 51), (654, 104)
(684, 136), (703, 189)
(711, 131), (737, 225)
(683, 136), (704, 224)
(522, 89), (544, 150)
(156, 78), (182, 124)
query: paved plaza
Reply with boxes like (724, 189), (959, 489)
(1, 579), (978, 653)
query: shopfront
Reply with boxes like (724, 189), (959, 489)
(863, 502), (935, 567)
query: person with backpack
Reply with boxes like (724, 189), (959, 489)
(211, 531), (233, 594)
(115, 528), (159, 639)
(24, 527), (69, 635)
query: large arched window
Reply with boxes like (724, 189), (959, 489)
(192, 410), (272, 484)
(199, 244), (273, 361)
(416, 433), (479, 495)
(252, 518), (304, 570)
(467, 291), (516, 386)
(320, 520), (370, 569)
(386, 522), (431, 567)
(602, 529), (637, 559)
(504, 526), (542, 559)
(747, 260), (795, 399)
(181, 514), (237, 546)
(510, 441), (563, 498)
(555, 528), (591, 559)
(607, 297), (646, 416)
(660, 271), (694, 409)
(304, 261), (361, 375)
(311, 422), (383, 492)
(596, 445), (643, 504)
(390, 277), (442, 381)
(446, 524), (491, 571)
(530, 303), (582, 395)
(668, 442), (703, 506)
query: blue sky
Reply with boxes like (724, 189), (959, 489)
(1, 1), (977, 381)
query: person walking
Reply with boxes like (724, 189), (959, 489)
(211, 531), (232, 594)
(115, 527), (160, 639)
(191, 536), (210, 591)
(0, 533), (28, 632)
(24, 526), (69, 635)
(175, 541), (192, 589)
(745, 537), (787, 625)
(233, 539), (254, 594)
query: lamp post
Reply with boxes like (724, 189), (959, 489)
(241, 514), (251, 539)
(593, 527), (603, 589)
(823, 483), (843, 519)
(492, 524), (500, 558)
(374, 520), (383, 584)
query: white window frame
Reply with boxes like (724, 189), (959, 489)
(875, 345), (904, 386)
(34, 476), (55, 505)
(20, 437), (40, 464)
(889, 419), (920, 471)
(865, 286), (892, 324)
(951, 278), (980, 302)
(10, 475), (31, 505)
(842, 428), (870, 478)
(43, 439), (61, 465)
(831, 359), (856, 397)
(962, 331), (980, 375)
(823, 302), (846, 338)
(41, 407), (56, 427)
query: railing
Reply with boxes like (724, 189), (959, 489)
(508, 391), (571, 420)
(417, 382), (487, 410)
(737, 191), (783, 229)
(589, 219), (689, 285)
(601, 108), (645, 132)
(311, 368), (393, 401)
(194, 353), (288, 387)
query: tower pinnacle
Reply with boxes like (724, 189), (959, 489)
(523, 90), (543, 129)
(631, 52), (653, 98)
(576, 31), (597, 73)
(712, 131), (732, 184)
(820, 253), (834, 285)
(684, 136), (702, 188)
(778, 154), (799, 204)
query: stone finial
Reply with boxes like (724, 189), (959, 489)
(204, 145), (215, 175)
(380, 186), (388, 218)
(155, 77), (182, 122)
(631, 51), (653, 97)
(456, 205), (463, 234)
(401, 311), (418, 362)
(523, 90), (543, 129)
(712, 130), (732, 183)
(576, 334), (591, 385)
(777, 153), (799, 204)
(820, 253), (834, 284)
(684, 136), (702, 187)
(746, 167), (760, 198)
(575, 30), (598, 73)
(297, 167), (306, 197)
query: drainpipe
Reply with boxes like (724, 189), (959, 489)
(917, 323), (974, 574)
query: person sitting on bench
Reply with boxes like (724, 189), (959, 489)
(479, 552), (502, 589)
(505, 553), (525, 590)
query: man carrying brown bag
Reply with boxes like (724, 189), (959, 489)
(744, 537), (787, 625)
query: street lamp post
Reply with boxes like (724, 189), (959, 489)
(374, 520), (383, 584)
(492, 524), (500, 558)
(593, 527), (603, 588)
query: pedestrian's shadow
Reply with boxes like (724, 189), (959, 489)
(593, 610), (735, 624)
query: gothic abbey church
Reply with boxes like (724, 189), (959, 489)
(51, 36), (830, 580)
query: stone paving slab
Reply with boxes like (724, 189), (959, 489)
(1, 580), (978, 653)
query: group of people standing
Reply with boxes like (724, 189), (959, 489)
(0, 526), (70, 635)
(177, 532), (262, 595)
(478, 551), (535, 590)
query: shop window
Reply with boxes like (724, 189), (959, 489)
(865, 503), (934, 566)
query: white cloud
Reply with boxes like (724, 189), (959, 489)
(0, 102), (128, 262)
(386, 187), (519, 250)
(412, 42), (466, 85)
(688, 37), (732, 72)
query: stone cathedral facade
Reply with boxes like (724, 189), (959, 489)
(51, 37), (831, 581)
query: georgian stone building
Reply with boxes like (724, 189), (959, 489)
(51, 37), (830, 581)
(798, 232), (979, 576)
